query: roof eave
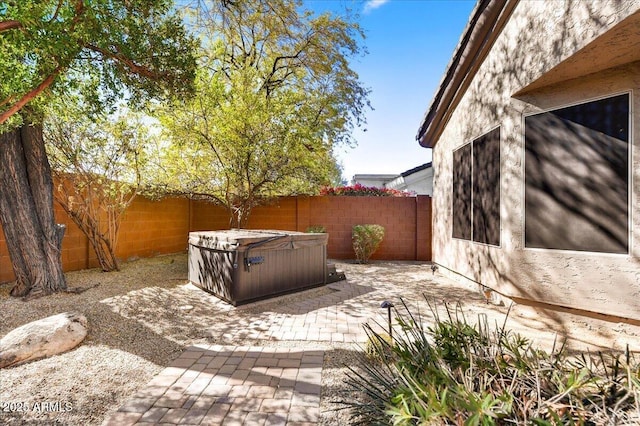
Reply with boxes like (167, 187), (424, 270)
(417, 0), (519, 148)
(400, 162), (432, 178)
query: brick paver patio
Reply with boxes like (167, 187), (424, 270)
(100, 262), (430, 426)
(100, 262), (485, 425)
(104, 345), (323, 425)
(101, 260), (636, 425)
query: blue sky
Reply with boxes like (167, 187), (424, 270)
(307, 0), (476, 182)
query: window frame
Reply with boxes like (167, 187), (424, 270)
(452, 142), (472, 241)
(451, 125), (502, 247)
(522, 91), (633, 256)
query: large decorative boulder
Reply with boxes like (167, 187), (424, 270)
(0, 311), (88, 368)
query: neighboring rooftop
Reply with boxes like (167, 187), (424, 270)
(352, 162), (433, 196)
(401, 162), (432, 178)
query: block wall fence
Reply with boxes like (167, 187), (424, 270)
(0, 194), (432, 284)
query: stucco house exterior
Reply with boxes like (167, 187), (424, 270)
(352, 162), (434, 195)
(351, 173), (398, 189)
(417, 0), (640, 322)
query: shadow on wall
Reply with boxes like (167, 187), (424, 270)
(435, 0), (637, 337)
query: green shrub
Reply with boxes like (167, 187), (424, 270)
(342, 298), (640, 425)
(305, 225), (326, 233)
(352, 224), (385, 263)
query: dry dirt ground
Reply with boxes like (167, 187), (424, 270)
(1, 253), (639, 425)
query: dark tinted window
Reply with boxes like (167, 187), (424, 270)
(452, 143), (471, 240)
(452, 128), (501, 246)
(473, 128), (501, 245)
(525, 94), (629, 253)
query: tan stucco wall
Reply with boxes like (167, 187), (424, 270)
(432, 0), (640, 321)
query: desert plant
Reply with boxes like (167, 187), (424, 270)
(342, 297), (640, 425)
(364, 332), (395, 363)
(306, 225), (327, 233)
(45, 105), (149, 272)
(352, 224), (385, 263)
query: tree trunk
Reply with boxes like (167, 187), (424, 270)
(59, 205), (120, 272)
(229, 204), (251, 229)
(0, 122), (67, 298)
(89, 231), (119, 272)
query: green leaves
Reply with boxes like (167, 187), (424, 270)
(150, 0), (367, 227)
(44, 97), (151, 271)
(352, 224), (385, 263)
(343, 299), (640, 425)
(0, 0), (197, 129)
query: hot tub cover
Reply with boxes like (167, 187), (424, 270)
(188, 229), (328, 252)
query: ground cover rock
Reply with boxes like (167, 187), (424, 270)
(0, 311), (87, 368)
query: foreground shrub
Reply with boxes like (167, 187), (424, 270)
(364, 332), (394, 363)
(352, 224), (385, 263)
(342, 299), (640, 425)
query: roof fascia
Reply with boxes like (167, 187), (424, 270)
(400, 162), (432, 177)
(416, 0), (519, 148)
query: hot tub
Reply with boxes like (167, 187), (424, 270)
(188, 229), (328, 305)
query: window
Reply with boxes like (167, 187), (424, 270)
(524, 93), (629, 253)
(452, 127), (501, 246)
(453, 144), (471, 240)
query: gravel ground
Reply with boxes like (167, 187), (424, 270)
(1, 253), (639, 425)
(0, 255), (188, 426)
(0, 254), (363, 425)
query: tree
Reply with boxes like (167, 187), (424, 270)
(45, 100), (149, 272)
(150, 0), (369, 227)
(0, 1), (196, 298)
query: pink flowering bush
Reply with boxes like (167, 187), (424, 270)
(320, 183), (412, 197)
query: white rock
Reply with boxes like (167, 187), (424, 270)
(0, 311), (88, 368)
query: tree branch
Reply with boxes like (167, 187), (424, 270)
(0, 95), (15, 109)
(83, 43), (165, 80)
(260, 36), (313, 94)
(0, 20), (22, 32)
(48, 0), (64, 23)
(0, 66), (62, 125)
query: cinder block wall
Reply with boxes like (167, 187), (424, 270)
(248, 197), (299, 231)
(0, 196), (193, 283)
(57, 203), (90, 272)
(306, 196), (431, 260)
(1, 194), (432, 284)
(190, 200), (229, 231)
(116, 197), (191, 260)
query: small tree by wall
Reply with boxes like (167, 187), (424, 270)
(45, 105), (149, 272)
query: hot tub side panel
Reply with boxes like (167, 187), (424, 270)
(234, 243), (327, 304)
(188, 244), (237, 303)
